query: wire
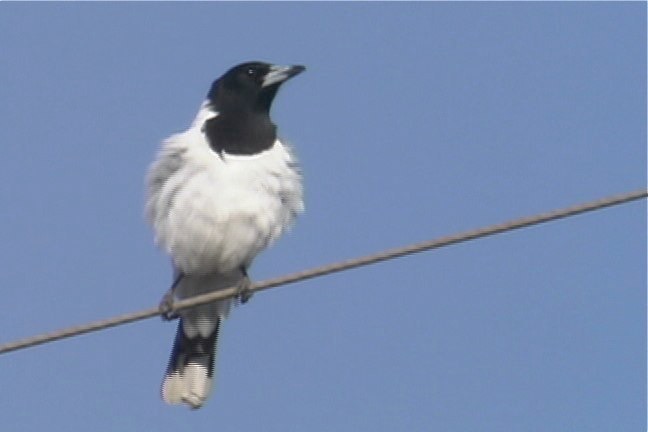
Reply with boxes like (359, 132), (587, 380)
(0, 188), (645, 355)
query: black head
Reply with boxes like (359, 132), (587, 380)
(203, 61), (305, 156)
(207, 61), (305, 114)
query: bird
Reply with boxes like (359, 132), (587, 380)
(145, 61), (305, 409)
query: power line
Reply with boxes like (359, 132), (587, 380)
(0, 188), (645, 356)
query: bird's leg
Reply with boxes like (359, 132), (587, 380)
(159, 273), (183, 321)
(237, 266), (254, 304)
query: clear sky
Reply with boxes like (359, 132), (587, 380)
(0, 3), (645, 431)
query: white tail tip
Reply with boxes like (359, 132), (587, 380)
(161, 363), (213, 409)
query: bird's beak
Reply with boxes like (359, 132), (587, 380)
(262, 65), (306, 88)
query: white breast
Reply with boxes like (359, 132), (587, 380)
(146, 125), (303, 275)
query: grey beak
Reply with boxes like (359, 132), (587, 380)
(262, 65), (306, 88)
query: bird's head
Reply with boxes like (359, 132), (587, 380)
(207, 61), (305, 114)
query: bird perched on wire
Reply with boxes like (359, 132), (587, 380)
(145, 61), (305, 409)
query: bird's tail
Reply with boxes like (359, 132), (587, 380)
(160, 270), (238, 409)
(161, 316), (221, 409)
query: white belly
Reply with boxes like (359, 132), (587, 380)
(147, 132), (303, 275)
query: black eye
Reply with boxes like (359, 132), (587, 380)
(246, 68), (257, 77)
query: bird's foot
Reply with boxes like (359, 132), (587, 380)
(237, 274), (254, 305)
(159, 290), (179, 321)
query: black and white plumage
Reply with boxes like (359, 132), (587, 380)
(146, 62), (305, 409)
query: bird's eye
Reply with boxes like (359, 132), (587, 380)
(246, 68), (257, 77)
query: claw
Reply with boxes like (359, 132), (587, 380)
(159, 273), (183, 321)
(238, 275), (253, 304)
(159, 290), (180, 321)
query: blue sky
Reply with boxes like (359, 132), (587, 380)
(0, 3), (645, 431)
